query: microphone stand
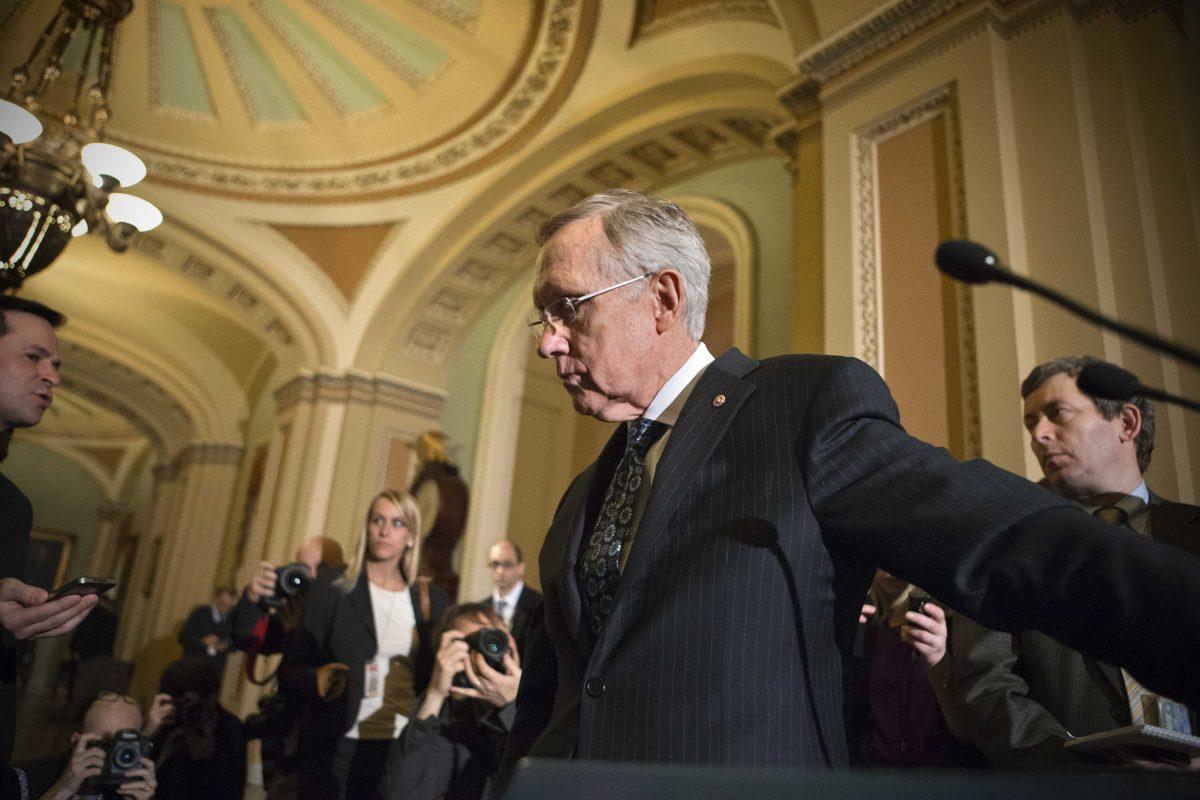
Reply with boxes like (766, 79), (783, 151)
(993, 270), (1200, 371)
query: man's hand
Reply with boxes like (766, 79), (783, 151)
(200, 634), (229, 653)
(417, 630), (472, 718)
(44, 733), (104, 799)
(142, 693), (175, 738)
(316, 662), (349, 700)
(116, 757), (157, 799)
(246, 561), (276, 604)
(859, 602), (877, 624)
(450, 635), (521, 709)
(0, 577), (97, 641)
(901, 601), (948, 668)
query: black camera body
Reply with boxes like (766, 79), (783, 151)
(85, 728), (152, 788)
(452, 627), (509, 688)
(263, 562), (311, 609)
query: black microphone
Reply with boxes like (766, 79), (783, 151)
(1077, 362), (1200, 414)
(935, 240), (1008, 285)
(935, 239), (1200, 370)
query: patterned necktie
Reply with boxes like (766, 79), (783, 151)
(1093, 500), (1153, 726)
(577, 418), (669, 636)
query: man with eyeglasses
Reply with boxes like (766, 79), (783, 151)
(497, 188), (1200, 783)
(480, 541), (541, 661)
(16, 691), (156, 799)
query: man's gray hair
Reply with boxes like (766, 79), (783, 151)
(537, 189), (710, 340)
(1021, 355), (1155, 474)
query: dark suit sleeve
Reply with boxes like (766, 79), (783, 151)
(177, 607), (210, 655)
(943, 615), (1079, 767)
(278, 580), (335, 700)
(800, 357), (1200, 707)
(496, 602), (555, 786)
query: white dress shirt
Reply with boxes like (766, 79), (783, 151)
(492, 581), (525, 627)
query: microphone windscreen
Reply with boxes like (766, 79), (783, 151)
(1077, 362), (1141, 402)
(935, 240), (1001, 284)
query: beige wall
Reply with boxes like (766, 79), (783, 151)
(816, 3), (1198, 498)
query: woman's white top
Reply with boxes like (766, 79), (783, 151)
(346, 582), (416, 740)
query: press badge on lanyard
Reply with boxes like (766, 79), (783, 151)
(364, 660), (382, 698)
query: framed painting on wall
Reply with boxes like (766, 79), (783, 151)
(26, 529), (74, 592)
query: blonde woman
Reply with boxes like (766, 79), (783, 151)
(281, 490), (448, 800)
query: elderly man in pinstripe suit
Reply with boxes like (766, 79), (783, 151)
(501, 189), (1200, 777)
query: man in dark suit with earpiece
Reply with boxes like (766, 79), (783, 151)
(499, 190), (1200, 781)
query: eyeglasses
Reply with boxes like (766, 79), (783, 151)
(488, 560), (518, 570)
(527, 272), (653, 339)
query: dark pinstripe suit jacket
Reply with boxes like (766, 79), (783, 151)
(503, 350), (1200, 771)
(945, 495), (1200, 767)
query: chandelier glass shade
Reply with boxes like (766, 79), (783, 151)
(0, 0), (161, 290)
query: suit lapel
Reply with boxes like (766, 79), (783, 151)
(1147, 495), (1200, 557)
(591, 350), (758, 667)
(347, 573), (377, 649)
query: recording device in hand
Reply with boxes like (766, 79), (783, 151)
(82, 728), (153, 790)
(262, 562), (311, 609)
(908, 594), (932, 615)
(49, 576), (116, 600)
(452, 627), (509, 688)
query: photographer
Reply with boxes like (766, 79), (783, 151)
(18, 691), (155, 800)
(230, 537), (346, 657)
(379, 602), (520, 800)
(149, 659), (245, 800)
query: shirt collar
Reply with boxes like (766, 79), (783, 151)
(1078, 479), (1150, 512)
(494, 581), (524, 606)
(641, 342), (715, 425)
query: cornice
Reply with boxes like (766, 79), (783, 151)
(792, 0), (1182, 92)
(275, 370), (446, 418)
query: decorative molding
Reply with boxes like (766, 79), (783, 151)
(630, 0), (780, 45)
(58, 340), (196, 458)
(800, 0), (971, 86)
(134, 232), (299, 352)
(275, 370), (446, 418)
(794, 0), (1182, 94)
(122, 0), (600, 202)
(398, 112), (783, 364)
(175, 441), (245, 469)
(854, 83), (974, 455)
(852, 83), (981, 458)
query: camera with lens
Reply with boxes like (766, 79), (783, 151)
(451, 627), (509, 688)
(84, 728), (153, 789)
(262, 562), (311, 609)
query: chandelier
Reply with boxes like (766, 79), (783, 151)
(0, 0), (161, 290)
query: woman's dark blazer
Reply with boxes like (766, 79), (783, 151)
(280, 568), (448, 741)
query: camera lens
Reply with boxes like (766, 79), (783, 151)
(113, 743), (138, 769)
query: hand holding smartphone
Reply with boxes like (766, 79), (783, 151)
(49, 577), (116, 601)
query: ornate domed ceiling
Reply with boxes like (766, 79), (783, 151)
(0, 0), (597, 201)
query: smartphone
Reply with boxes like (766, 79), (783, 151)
(49, 577), (115, 601)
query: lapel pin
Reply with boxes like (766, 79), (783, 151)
(712, 394), (726, 408)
